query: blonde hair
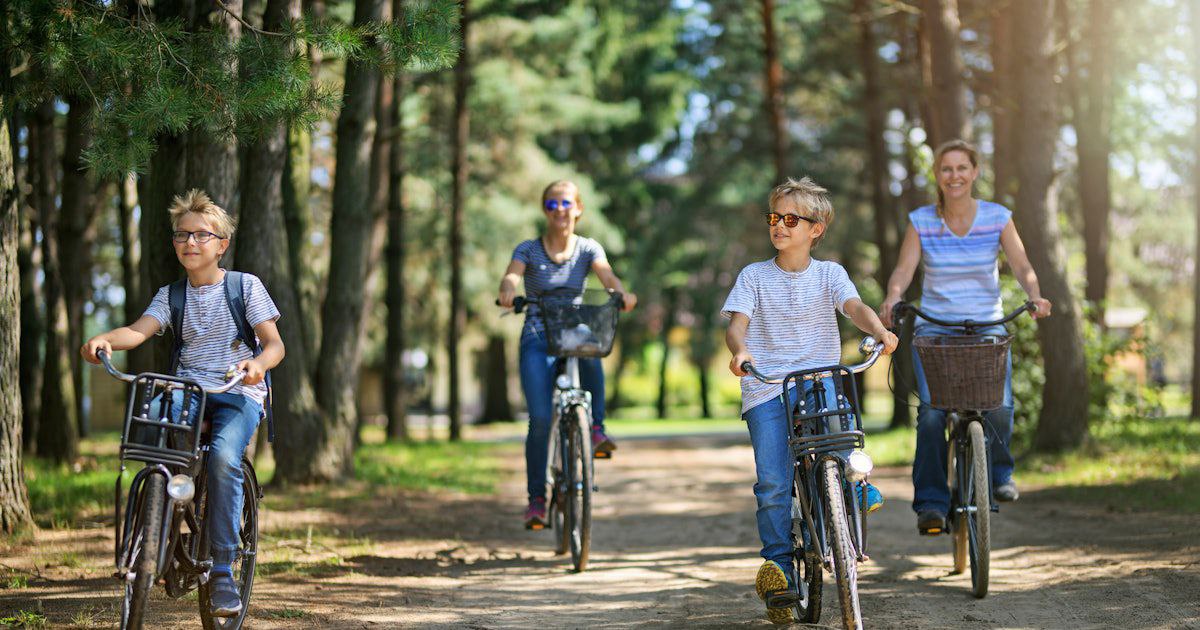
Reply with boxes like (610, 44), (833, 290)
(933, 139), (979, 221)
(768, 176), (834, 246)
(169, 189), (235, 238)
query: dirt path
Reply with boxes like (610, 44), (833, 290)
(4, 433), (1200, 628)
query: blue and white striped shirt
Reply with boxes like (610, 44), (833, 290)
(144, 271), (280, 405)
(911, 201), (1010, 327)
(512, 236), (606, 336)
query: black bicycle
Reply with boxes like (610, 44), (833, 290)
(499, 289), (622, 572)
(742, 337), (883, 630)
(97, 350), (261, 629)
(892, 301), (1036, 598)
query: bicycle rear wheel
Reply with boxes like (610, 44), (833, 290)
(121, 474), (165, 630)
(966, 421), (991, 598)
(199, 457), (260, 629)
(566, 405), (593, 573)
(821, 459), (862, 630)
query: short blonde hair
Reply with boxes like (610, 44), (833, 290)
(169, 189), (235, 238)
(768, 177), (834, 245)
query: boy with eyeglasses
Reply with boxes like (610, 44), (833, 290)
(82, 189), (283, 618)
(722, 177), (897, 624)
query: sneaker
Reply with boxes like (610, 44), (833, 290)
(524, 497), (548, 530)
(855, 482), (884, 513)
(917, 509), (947, 534)
(208, 570), (242, 617)
(591, 425), (616, 458)
(994, 482), (1019, 502)
(754, 560), (797, 625)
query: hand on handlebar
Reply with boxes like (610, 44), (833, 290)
(1029, 297), (1052, 319)
(730, 351), (753, 377)
(81, 337), (112, 365)
(876, 329), (900, 355)
(878, 296), (902, 329)
(497, 287), (516, 309)
(235, 359), (264, 386)
(619, 292), (637, 313)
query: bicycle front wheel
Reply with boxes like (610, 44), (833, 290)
(122, 474), (165, 630)
(199, 457), (261, 629)
(790, 490), (822, 624)
(821, 459), (862, 630)
(966, 421), (991, 598)
(566, 405), (593, 572)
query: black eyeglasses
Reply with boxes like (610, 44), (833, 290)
(544, 199), (574, 212)
(172, 230), (224, 244)
(765, 213), (817, 228)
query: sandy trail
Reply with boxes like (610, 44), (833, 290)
(4, 433), (1199, 628)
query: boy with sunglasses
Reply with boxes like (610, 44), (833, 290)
(82, 189), (283, 618)
(722, 177), (897, 624)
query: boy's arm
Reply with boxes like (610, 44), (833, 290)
(842, 298), (899, 355)
(237, 320), (285, 387)
(80, 315), (162, 364)
(592, 258), (637, 312)
(726, 312), (753, 376)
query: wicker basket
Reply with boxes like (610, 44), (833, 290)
(914, 335), (1011, 411)
(541, 296), (619, 358)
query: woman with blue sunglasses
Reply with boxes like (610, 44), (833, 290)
(498, 180), (637, 529)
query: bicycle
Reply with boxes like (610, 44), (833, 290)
(96, 350), (261, 630)
(742, 337), (883, 630)
(891, 301), (1036, 599)
(498, 289), (622, 573)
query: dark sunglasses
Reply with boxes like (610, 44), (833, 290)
(544, 199), (574, 211)
(766, 212), (817, 228)
(172, 230), (224, 244)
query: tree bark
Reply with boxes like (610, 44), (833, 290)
(282, 123), (318, 374)
(1192, 0), (1200, 420)
(478, 335), (513, 423)
(0, 97), (34, 532)
(656, 289), (677, 420)
(139, 134), (188, 373)
(384, 16), (410, 441)
(856, 0), (897, 299)
(13, 110), (42, 453)
(920, 0), (971, 145)
(31, 98), (80, 463)
(1010, 1), (1091, 451)
(313, 0), (384, 478)
(990, 0), (1017, 206)
(761, 0), (788, 182)
(448, 0), (471, 441)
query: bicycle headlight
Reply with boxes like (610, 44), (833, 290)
(846, 450), (874, 482)
(555, 374), (572, 390)
(167, 474), (195, 503)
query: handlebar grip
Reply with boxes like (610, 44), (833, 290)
(740, 361), (752, 373)
(512, 296), (526, 314)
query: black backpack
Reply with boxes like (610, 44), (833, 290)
(168, 270), (274, 442)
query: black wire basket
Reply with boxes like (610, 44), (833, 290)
(540, 292), (620, 358)
(914, 334), (1011, 411)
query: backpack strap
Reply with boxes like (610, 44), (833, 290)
(223, 271), (275, 442)
(168, 278), (188, 375)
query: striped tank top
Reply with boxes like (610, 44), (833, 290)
(911, 201), (1011, 325)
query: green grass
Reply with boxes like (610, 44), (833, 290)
(0, 610), (48, 629)
(354, 439), (502, 495)
(23, 432), (124, 528)
(261, 608), (309, 619)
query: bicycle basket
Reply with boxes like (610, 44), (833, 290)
(914, 334), (1011, 411)
(541, 295), (619, 358)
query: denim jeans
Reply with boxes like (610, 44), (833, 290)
(519, 331), (606, 501)
(744, 376), (850, 567)
(911, 324), (1014, 514)
(157, 390), (261, 564)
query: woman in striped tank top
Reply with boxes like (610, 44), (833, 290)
(497, 180), (638, 529)
(879, 140), (1052, 533)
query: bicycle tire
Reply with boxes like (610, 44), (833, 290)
(550, 429), (569, 555)
(967, 421), (991, 598)
(822, 460), (862, 630)
(122, 474), (165, 630)
(790, 492), (823, 624)
(950, 435), (967, 575)
(566, 406), (593, 573)
(199, 457), (260, 629)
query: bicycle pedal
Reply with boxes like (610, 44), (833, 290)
(919, 527), (944, 536)
(527, 523), (546, 531)
(593, 451), (611, 459)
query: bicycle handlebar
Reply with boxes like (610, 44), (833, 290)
(496, 291), (625, 315)
(96, 350), (245, 394)
(740, 337), (883, 385)
(892, 301), (1036, 330)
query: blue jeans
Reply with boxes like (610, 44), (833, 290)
(744, 376), (851, 567)
(911, 324), (1015, 514)
(157, 390), (262, 564)
(519, 331), (606, 501)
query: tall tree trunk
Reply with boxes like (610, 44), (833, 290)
(1192, 0), (1200, 421)
(139, 134), (188, 372)
(14, 110), (42, 453)
(59, 96), (102, 436)
(448, 0), (471, 442)
(856, 0), (896, 302)
(117, 175), (153, 375)
(761, 0), (787, 182)
(385, 23), (410, 442)
(1010, 1), (1090, 451)
(31, 99), (80, 462)
(920, 0), (971, 145)
(312, 0), (384, 479)
(478, 335), (513, 423)
(0, 97), (34, 532)
(990, 0), (1016, 206)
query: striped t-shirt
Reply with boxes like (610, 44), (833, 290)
(721, 258), (860, 414)
(512, 236), (606, 336)
(911, 201), (1010, 327)
(143, 271), (281, 405)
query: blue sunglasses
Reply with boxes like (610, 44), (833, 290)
(544, 199), (574, 211)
